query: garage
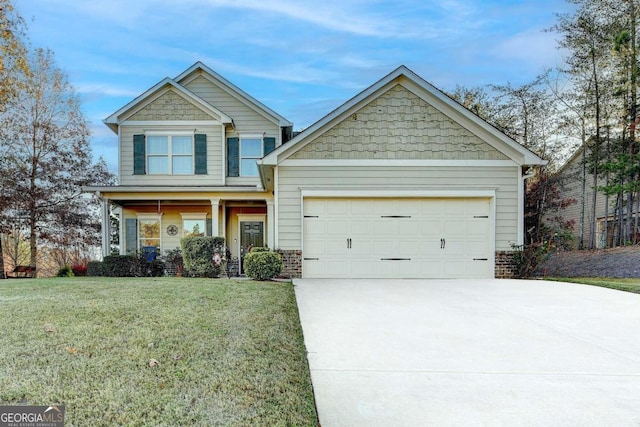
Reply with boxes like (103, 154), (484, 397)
(302, 198), (493, 278)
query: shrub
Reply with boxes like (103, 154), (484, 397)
(181, 236), (225, 278)
(87, 261), (104, 277)
(72, 264), (87, 276)
(56, 265), (74, 277)
(102, 255), (140, 277)
(511, 243), (551, 278)
(249, 246), (269, 253)
(244, 250), (283, 281)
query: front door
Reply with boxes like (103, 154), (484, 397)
(240, 221), (264, 273)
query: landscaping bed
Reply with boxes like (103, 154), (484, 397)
(0, 277), (318, 426)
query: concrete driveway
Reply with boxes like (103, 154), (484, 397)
(294, 279), (640, 426)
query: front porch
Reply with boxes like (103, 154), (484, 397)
(94, 187), (275, 272)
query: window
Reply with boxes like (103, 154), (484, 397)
(183, 219), (205, 238)
(240, 138), (262, 177)
(139, 218), (160, 250)
(181, 213), (208, 238)
(147, 135), (193, 174)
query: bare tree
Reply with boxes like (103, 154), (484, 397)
(0, 48), (114, 273)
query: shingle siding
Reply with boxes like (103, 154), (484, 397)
(128, 90), (213, 121)
(291, 85), (509, 161)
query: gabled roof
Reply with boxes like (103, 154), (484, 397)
(103, 77), (233, 133)
(175, 62), (293, 128)
(261, 65), (546, 167)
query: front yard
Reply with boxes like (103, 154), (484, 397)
(548, 277), (640, 294)
(0, 277), (318, 426)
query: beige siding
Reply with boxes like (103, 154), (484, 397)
(277, 166), (519, 251)
(186, 76), (279, 136)
(291, 85), (509, 161)
(119, 125), (223, 186)
(128, 90), (213, 121)
(554, 148), (615, 248)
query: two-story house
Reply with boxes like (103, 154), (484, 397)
(90, 63), (545, 278)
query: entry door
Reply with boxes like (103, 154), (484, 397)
(240, 221), (264, 273)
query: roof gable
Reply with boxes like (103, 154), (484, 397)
(289, 84), (509, 161)
(262, 65), (545, 166)
(103, 78), (232, 132)
(175, 62), (292, 127)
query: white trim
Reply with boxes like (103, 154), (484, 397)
(518, 167), (524, 246)
(239, 132), (265, 139)
(300, 188), (497, 198)
(145, 130), (195, 136)
(222, 126), (226, 185)
(280, 159), (517, 167)
(489, 197), (497, 278)
(122, 120), (221, 127)
(274, 165), (279, 249)
(180, 212), (207, 220)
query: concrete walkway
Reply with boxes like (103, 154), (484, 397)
(294, 279), (640, 426)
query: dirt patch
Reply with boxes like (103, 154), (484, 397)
(538, 246), (640, 278)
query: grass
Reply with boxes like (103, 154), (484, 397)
(0, 277), (318, 426)
(547, 277), (640, 294)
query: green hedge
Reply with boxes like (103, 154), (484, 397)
(88, 255), (164, 277)
(181, 236), (225, 278)
(243, 249), (283, 281)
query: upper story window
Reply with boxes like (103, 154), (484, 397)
(147, 135), (193, 175)
(240, 138), (262, 177)
(227, 135), (276, 178)
(133, 133), (207, 176)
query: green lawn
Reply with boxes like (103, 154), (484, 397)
(548, 277), (640, 294)
(0, 277), (318, 426)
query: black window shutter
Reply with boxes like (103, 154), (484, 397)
(206, 218), (213, 236)
(125, 218), (138, 254)
(227, 137), (239, 177)
(133, 134), (146, 175)
(263, 137), (276, 156)
(194, 134), (207, 175)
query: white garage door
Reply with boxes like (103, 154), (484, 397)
(303, 198), (492, 279)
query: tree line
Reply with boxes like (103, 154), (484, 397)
(450, 0), (640, 250)
(0, 0), (114, 276)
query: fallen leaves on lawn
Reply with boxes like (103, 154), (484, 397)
(172, 354), (182, 361)
(149, 359), (160, 368)
(66, 347), (79, 355)
(44, 324), (56, 333)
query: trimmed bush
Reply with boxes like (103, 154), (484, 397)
(87, 261), (104, 277)
(56, 265), (74, 277)
(97, 254), (165, 277)
(244, 250), (283, 281)
(181, 236), (225, 278)
(248, 246), (269, 253)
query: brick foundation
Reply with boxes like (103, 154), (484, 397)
(277, 250), (302, 278)
(495, 251), (517, 278)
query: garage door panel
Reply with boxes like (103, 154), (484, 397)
(303, 198), (493, 279)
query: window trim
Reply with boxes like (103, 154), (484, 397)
(145, 131), (195, 175)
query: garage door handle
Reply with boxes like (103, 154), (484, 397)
(304, 258), (319, 261)
(440, 238), (446, 249)
(380, 258), (411, 261)
(473, 258), (488, 261)
(347, 238), (352, 249)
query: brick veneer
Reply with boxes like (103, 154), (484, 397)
(495, 251), (517, 279)
(277, 250), (302, 278)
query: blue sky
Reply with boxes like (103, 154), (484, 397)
(15, 0), (574, 173)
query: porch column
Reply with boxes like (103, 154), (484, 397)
(101, 197), (110, 258)
(266, 200), (275, 250)
(210, 198), (220, 237)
